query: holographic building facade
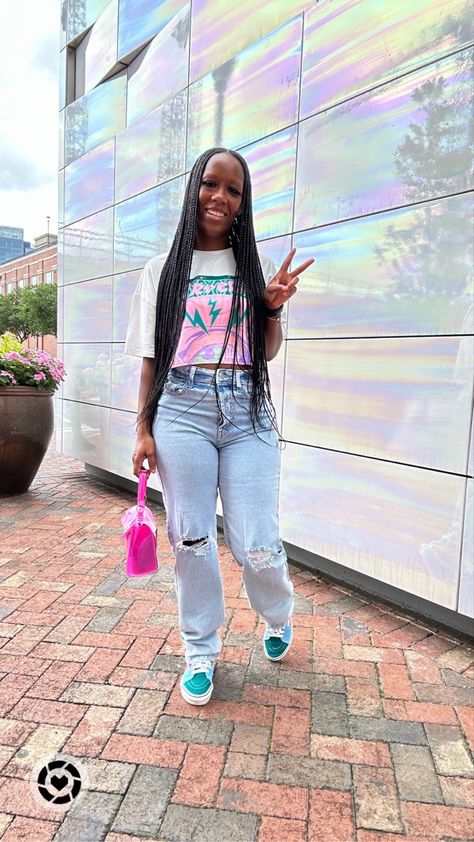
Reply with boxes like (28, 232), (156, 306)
(57, 0), (474, 624)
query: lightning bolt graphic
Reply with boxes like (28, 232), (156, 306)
(184, 308), (209, 334)
(208, 299), (222, 327)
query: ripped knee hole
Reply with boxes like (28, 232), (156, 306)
(176, 535), (215, 556)
(246, 547), (275, 571)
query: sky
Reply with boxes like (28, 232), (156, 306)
(0, 1), (60, 244)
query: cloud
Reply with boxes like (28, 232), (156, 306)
(0, 0), (59, 239)
(31, 31), (60, 82)
(0, 144), (49, 191)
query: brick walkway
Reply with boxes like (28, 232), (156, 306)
(0, 448), (472, 842)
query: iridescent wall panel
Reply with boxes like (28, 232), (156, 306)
(283, 338), (473, 474)
(79, 0), (119, 94)
(56, 343), (64, 400)
(66, 0), (110, 41)
(187, 17), (302, 166)
(280, 443), (464, 608)
(64, 72), (126, 166)
(468, 411), (474, 479)
(113, 270), (141, 341)
(257, 233), (293, 383)
(115, 92), (187, 203)
(59, 109), (65, 169)
(63, 277), (113, 343)
(458, 479), (473, 618)
(295, 49), (473, 231)
(63, 344), (111, 405)
(190, 0), (312, 80)
(290, 195), (474, 338)
(109, 409), (139, 480)
(239, 126), (297, 241)
(64, 140), (115, 225)
(126, 6), (190, 127)
(58, 169), (65, 230)
(63, 400), (110, 471)
(111, 345), (141, 412)
(57, 230), (64, 286)
(57, 285), (64, 343)
(110, 409), (162, 493)
(63, 207), (113, 284)
(54, 397), (63, 452)
(258, 235), (293, 273)
(59, 47), (66, 109)
(301, 0), (474, 119)
(118, 0), (186, 60)
(114, 177), (184, 273)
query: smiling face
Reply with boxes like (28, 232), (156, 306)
(195, 152), (245, 250)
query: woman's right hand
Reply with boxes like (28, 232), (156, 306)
(132, 433), (157, 478)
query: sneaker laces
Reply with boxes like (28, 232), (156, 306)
(267, 625), (285, 638)
(187, 657), (214, 675)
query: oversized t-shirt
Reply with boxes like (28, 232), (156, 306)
(124, 248), (279, 366)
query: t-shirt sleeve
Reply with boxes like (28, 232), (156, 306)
(124, 259), (161, 358)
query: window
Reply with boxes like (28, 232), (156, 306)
(18, 279), (25, 289)
(44, 271), (53, 284)
(30, 275), (38, 286)
(6, 283), (13, 293)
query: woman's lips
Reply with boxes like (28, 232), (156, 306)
(205, 208), (227, 219)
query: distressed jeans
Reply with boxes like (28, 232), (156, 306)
(152, 365), (294, 663)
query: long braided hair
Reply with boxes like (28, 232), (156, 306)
(138, 147), (277, 434)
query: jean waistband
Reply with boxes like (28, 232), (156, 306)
(170, 365), (252, 387)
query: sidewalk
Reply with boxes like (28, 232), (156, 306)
(0, 447), (472, 842)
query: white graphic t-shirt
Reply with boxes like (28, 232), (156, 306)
(125, 248), (278, 366)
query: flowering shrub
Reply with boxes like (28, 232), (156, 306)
(0, 332), (66, 391)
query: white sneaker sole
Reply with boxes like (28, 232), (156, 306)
(263, 626), (293, 661)
(180, 680), (214, 706)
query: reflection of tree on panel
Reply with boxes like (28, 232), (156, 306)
(212, 58), (236, 146)
(374, 34), (473, 298)
(67, 0), (87, 42)
(65, 101), (88, 165)
(157, 93), (187, 183)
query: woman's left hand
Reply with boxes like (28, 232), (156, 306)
(263, 248), (315, 310)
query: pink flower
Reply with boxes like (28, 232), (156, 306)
(33, 372), (46, 381)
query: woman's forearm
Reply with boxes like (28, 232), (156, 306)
(264, 317), (284, 361)
(136, 357), (155, 434)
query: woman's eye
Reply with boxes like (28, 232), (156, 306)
(203, 180), (215, 188)
(229, 187), (241, 195)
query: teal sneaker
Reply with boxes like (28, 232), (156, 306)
(263, 619), (293, 661)
(180, 657), (215, 705)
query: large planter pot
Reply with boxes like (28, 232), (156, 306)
(0, 386), (54, 495)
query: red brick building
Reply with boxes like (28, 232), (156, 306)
(0, 234), (58, 355)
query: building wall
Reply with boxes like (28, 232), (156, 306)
(0, 245), (58, 355)
(57, 0), (474, 620)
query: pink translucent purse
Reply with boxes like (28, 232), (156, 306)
(122, 469), (158, 576)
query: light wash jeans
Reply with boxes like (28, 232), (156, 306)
(152, 365), (294, 663)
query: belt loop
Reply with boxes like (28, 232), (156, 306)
(236, 370), (242, 388)
(188, 366), (196, 386)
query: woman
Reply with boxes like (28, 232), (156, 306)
(125, 147), (313, 705)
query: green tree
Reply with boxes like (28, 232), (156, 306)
(20, 283), (57, 338)
(0, 289), (32, 341)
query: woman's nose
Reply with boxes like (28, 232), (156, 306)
(211, 185), (226, 202)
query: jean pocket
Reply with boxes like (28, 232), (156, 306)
(163, 373), (188, 395)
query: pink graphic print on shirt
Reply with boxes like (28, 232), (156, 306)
(171, 275), (250, 367)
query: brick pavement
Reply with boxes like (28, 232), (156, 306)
(0, 447), (472, 841)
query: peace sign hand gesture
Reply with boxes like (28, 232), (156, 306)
(263, 248), (314, 311)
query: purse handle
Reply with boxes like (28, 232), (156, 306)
(137, 469), (148, 509)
